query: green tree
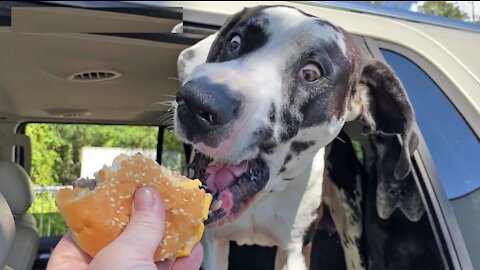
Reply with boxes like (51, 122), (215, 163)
(26, 124), (63, 186)
(26, 124), (184, 186)
(27, 124), (186, 236)
(368, 1), (411, 8)
(417, 1), (468, 20)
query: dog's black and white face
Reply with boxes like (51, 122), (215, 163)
(174, 6), (415, 227)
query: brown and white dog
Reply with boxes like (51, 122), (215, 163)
(173, 5), (416, 270)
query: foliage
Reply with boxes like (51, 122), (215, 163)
(32, 212), (68, 237)
(26, 124), (185, 236)
(26, 124), (184, 186)
(417, 1), (469, 20)
(369, 1), (470, 21)
(26, 124), (63, 187)
(368, 1), (411, 8)
(351, 140), (365, 165)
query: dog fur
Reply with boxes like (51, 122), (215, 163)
(174, 5), (417, 270)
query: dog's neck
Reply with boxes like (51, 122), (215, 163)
(265, 120), (344, 193)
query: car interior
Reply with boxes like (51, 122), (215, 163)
(0, 2), (477, 270)
(0, 4), (202, 270)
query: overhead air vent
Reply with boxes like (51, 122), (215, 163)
(58, 111), (92, 118)
(67, 70), (121, 82)
(47, 109), (92, 118)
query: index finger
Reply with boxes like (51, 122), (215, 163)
(47, 231), (92, 270)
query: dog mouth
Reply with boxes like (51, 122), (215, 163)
(190, 152), (269, 227)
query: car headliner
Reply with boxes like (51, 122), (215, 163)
(0, 1), (478, 136)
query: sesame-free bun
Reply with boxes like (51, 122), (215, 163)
(56, 153), (212, 262)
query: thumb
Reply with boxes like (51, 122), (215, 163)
(115, 187), (165, 258)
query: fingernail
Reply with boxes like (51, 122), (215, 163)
(134, 187), (155, 210)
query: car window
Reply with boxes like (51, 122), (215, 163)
(25, 123), (185, 237)
(381, 49), (480, 269)
(161, 128), (187, 174)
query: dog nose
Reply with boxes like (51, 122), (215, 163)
(387, 187), (407, 198)
(176, 78), (243, 133)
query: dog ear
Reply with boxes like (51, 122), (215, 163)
(371, 133), (424, 222)
(394, 131), (419, 180)
(177, 33), (217, 82)
(358, 59), (417, 180)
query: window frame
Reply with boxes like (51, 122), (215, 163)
(364, 37), (475, 270)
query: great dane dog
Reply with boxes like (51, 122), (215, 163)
(173, 5), (416, 270)
(320, 130), (440, 270)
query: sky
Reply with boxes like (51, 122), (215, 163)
(385, 1), (480, 22)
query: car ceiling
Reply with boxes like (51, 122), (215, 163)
(0, 4), (208, 126)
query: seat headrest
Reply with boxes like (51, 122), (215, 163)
(0, 161), (35, 215)
(0, 193), (15, 267)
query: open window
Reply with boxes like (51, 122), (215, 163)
(364, 39), (478, 269)
(20, 123), (186, 268)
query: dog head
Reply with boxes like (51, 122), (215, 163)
(174, 5), (416, 227)
(371, 133), (424, 222)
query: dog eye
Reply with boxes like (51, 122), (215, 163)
(299, 63), (321, 83)
(228, 35), (241, 53)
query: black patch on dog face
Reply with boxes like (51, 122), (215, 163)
(243, 23), (269, 55)
(269, 103), (276, 123)
(253, 126), (273, 140)
(280, 109), (301, 142)
(284, 153), (293, 164)
(259, 141), (277, 155)
(295, 43), (351, 128)
(207, 6), (271, 63)
(291, 141), (315, 155)
(183, 49), (195, 61)
(275, 20), (352, 138)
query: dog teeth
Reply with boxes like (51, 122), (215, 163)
(204, 217), (215, 225)
(200, 184), (212, 193)
(205, 208), (227, 225)
(211, 199), (223, 212)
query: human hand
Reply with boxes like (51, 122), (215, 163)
(47, 187), (203, 270)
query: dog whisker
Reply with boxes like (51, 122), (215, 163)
(157, 113), (174, 120)
(167, 77), (181, 82)
(155, 100), (176, 106)
(157, 117), (173, 124)
(157, 113), (174, 125)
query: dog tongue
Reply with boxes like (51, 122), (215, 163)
(206, 161), (248, 192)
